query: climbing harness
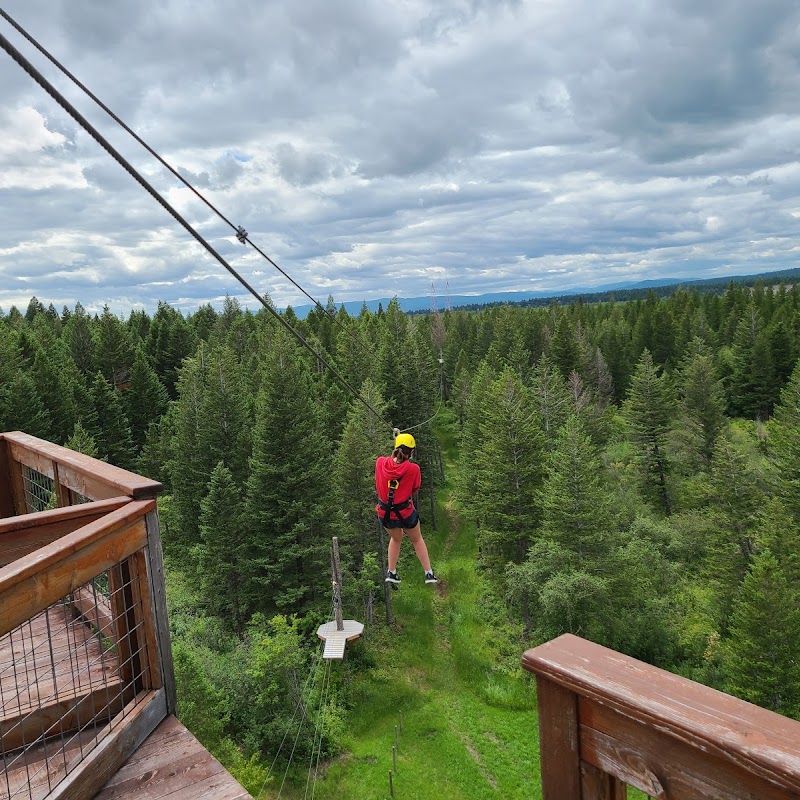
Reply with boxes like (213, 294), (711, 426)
(379, 477), (412, 527)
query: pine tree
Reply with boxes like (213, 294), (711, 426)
(30, 345), (78, 444)
(0, 372), (52, 439)
(729, 305), (774, 419)
(549, 314), (580, 378)
(65, 421), (100, 458)
(145, 302), (194, 397)
(723, 549), (800, 717)
(529, 355), (570, 449)
(450, 349), (472, 429)
(95, 305), (135, 387)
(625, 349), (676, 515)
(126, 348), (169, 450)
(197, 462), (250, 636)
(89, 372), (134, 469)
(455, 359), (496, 514)
(770, 361), (800, 526)
(677, 339), (727, 466)
(25, 296), (45, 322)
(332, 380), (389, 617)
(168, 349), (210, 551)
(472, 367), (546, 577)
(245, 335), (331, 614)
(705, 432), (764, 610)
(0, 327), (21, 386)
(62, 303), (95, 377)
(538, 415), (613, 564)
(197, 344), (252, 484)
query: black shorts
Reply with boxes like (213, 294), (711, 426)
(379, 508), (419, 529)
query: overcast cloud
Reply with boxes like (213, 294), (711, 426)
(2, 0), (800, 315)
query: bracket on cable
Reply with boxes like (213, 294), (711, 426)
(235, 225), (248, 244)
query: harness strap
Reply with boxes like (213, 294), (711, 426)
(381, 478), (411, 526)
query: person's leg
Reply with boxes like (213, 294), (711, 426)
(403, 522), (432, 572)
(386, 527), (404, 572)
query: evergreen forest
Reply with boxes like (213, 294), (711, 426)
(2, 279), (800, 797)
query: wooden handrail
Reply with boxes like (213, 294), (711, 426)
(0, 433), (177, 797)
(0, 496), (131, 567)
(1, 431), (162, 501)
(523, 634), (800, 799)
(0, 499), (154, 637)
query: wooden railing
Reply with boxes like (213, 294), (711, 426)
(0, 432), (174, 800)
(523, 634), (800, 799)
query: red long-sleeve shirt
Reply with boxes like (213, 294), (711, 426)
(375, 456), (421, 523)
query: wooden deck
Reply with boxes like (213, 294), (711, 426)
(0, 605), (121, 754)
(1, 433), (251, 799)
(93, 715), (251, 800)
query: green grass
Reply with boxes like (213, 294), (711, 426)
(270, 410), (540, 799)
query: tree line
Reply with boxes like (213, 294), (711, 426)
(1, 278), (799, 786)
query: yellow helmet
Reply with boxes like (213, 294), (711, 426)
(394, 432), (416, 450)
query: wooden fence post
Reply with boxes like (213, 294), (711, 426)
(537, 676), (582, 799)
(144, 509), (176, 714)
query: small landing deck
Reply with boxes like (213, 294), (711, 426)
(93, 715), (252, 800)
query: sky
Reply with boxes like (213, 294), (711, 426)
(2, 0), (800, 316)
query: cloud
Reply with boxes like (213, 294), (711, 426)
(1, 0), (800, 314)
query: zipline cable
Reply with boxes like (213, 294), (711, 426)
(0, 25), (395, 433)
(255, 597), (334, 800)
(304, 659), (332, 800)
(255, 641), (325, 799)
(0, 6), (377, 359)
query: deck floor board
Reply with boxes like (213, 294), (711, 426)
(93, 716), (251, 800)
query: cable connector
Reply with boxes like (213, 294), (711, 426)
(393, 427), (400, 439)
(236, 225), (248, 244)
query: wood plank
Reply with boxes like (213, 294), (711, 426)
(7, 455), (27, 516)
(2, 433), (162, 501)
(0, 505), (152, 637)
(0, 497), (130, 536)
(130, 550), (161, 691)
(54, 463), (72, 508)
(0, 438), (14, 518)
(94, 715), (251, 800)
(522, 634), (800, 793)
(0, 607), (120, 717)
(70, 588), (115, 642)
(48, 688), (167, 800)
(100, 715), (187, 772)
(144, 511), (175, 714)
(580, 762), (627, 800)
(0, 682), (124, 753)
(580, 699), (800, 800)
(0, 500), (154, 594)
(0, 727), (103, 800)
(0, 498), (131, 568)
(7, 445), (55, 481)
(108, 563), (136, 705)
(536, 676), (581, 800)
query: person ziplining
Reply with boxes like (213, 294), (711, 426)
(375, 433), (438, 585)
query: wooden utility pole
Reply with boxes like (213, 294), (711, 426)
(331, 536), (343, 632)
(317, 537), (363, 659)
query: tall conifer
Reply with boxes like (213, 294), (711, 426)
(625, 349), (676, 515)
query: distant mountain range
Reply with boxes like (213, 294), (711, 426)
(285, 267), (800, 318)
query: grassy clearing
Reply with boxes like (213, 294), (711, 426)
(275, 410), (541, 799)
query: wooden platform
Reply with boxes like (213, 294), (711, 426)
(93, 715), (252, 800)
(0, 604), (121, 761)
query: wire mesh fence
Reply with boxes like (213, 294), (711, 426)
(20, 468), (55, 515)
(0, 557), (153, 800)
